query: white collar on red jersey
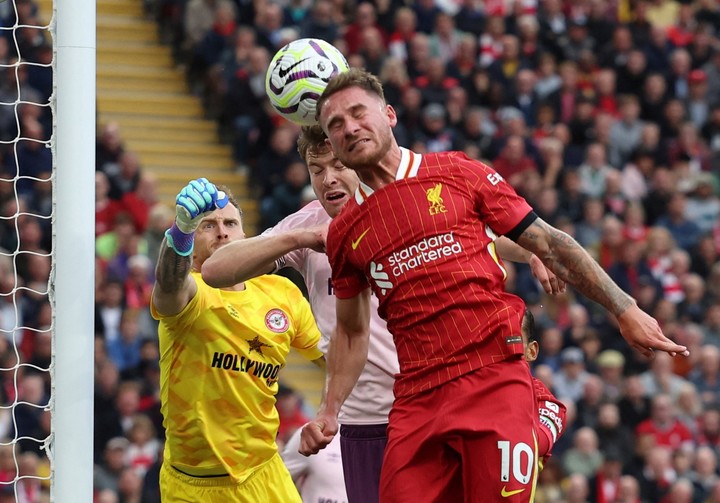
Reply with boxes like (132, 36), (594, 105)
(354, 147), (422, 205)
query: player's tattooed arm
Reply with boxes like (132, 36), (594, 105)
(155, 240), (193, 293)
(516, 218), (634, 317)
(152, 238), (198, 316)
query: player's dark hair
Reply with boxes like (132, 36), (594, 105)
(316, 67), (386, 121)
(297, 125), (329, 162)
(521, 308), (536, 343)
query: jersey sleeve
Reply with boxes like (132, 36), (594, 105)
(456, 154), (534, 236)
(280, 428), (309, 484)
(534, 377), (566, 460)
(262, 204), (319, 272)
(326, 213), (370, 299)
(286, 281), (324, 362)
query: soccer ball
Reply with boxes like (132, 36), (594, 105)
(265, 38), (349, 126)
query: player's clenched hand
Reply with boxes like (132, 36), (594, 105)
(617, 305), (689, 358)
(175, 178), (229, 233)
(299, 415), (337, 456)
(528, 254), (566, 295)
(298, 224), (328, 253)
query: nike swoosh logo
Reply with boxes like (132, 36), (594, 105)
(277, 57), (310, 79)
(351, 228), (370, 250)
(501, 487), (525, 498)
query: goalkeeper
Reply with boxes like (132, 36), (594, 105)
(150, 178), (325, 503)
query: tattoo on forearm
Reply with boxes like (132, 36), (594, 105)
(155, 239), (192, 293)
(520, 220), (634, 316)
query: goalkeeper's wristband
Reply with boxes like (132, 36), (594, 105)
(165, 223), (195, 256)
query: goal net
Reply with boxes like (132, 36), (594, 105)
(1, 0), (95, 501)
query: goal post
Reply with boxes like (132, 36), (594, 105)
(52, 0), (95, 501)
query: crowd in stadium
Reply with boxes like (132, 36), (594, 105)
(3, 0), (720, 501)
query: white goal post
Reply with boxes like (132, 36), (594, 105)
(52, 0), (95, 501)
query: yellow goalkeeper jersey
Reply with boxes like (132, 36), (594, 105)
(151, 272), (323, 482)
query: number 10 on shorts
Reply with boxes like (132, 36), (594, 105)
(497, 441), (534, 484)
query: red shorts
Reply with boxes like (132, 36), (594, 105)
(380, 357), (538, 503)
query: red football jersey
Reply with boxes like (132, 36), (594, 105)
(327, 148), (535, 397)
(534, 377), (566, 461)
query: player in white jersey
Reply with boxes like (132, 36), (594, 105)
(281, 430), (348, 503)
(202, 126), (565, 503)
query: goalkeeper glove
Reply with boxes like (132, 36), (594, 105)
(166, 178), (229, 256)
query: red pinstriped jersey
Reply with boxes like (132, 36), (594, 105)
(534, 377), (566, 461)
(327, 148), (535, 397)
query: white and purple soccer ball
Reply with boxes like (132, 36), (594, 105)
(265, 38), (350, 126)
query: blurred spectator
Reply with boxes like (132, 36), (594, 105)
(96, 121), (126, 173)
(684, 173), (719, 235)
(107, 308), (148, 375)
(588, 446), (624, 503)
(345, 2), (386, 55)
(668, 123), (712, 174)
(616, 474), (643, 503)
(689, 445), (719, 502)
(299, 0), (337, 44)
(106, 150), (143, 202)
(660, 99), (687, 146)
(414, 102), (461, 153)
(695, 407), (720, 450)
(187, 1), (236, 93)
(260, 160), (310, 228)
(96, 171), (122, 237)
(414, 56), (459, 106)
(492, 134), (538, 187)
(635, 443), (677, 503)
(656, 192), (703, 253)
(359, 26), (387, 76)
(689, 345), (720, 406)
(143, 204), (173, 269)
(253, 125), (300, 197)
(276, 384), (310, 449)
(6, 119), (51, 197)
(677, 273), (708, 324)
(686, 70), (710, 130)
(564, 472), (591, 503)
(125, 414), (161, 477)
(478, 14), (505, 69)
(117, 466), (143, 503)
(595, 350), (626, 401)
(252, 1), (287, 54)
(554, 347), (591, 402)
(561, 426), (604, 478)
(702, 303), (720, 347)
(595, 401), (635, 466)
(668, 48), (693, 101)
(662, 477), (694, 503)
(94, 436), (129, 493)
(675, 383), (703, 435)
(534, 325), (563, 372)
(639, 72), (669, 126)
(619, 374), (652, 431)
(636, 394), (694, 451)
(94, 360), (124, 460)
(608, 94), (644, 168)
(641, 350), (692, 400)
(95, 278), (125, 346)
(574, 374), (605, 429)
(222, 46), (273, 167)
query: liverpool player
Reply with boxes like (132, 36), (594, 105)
(300, 68), (687, 502)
